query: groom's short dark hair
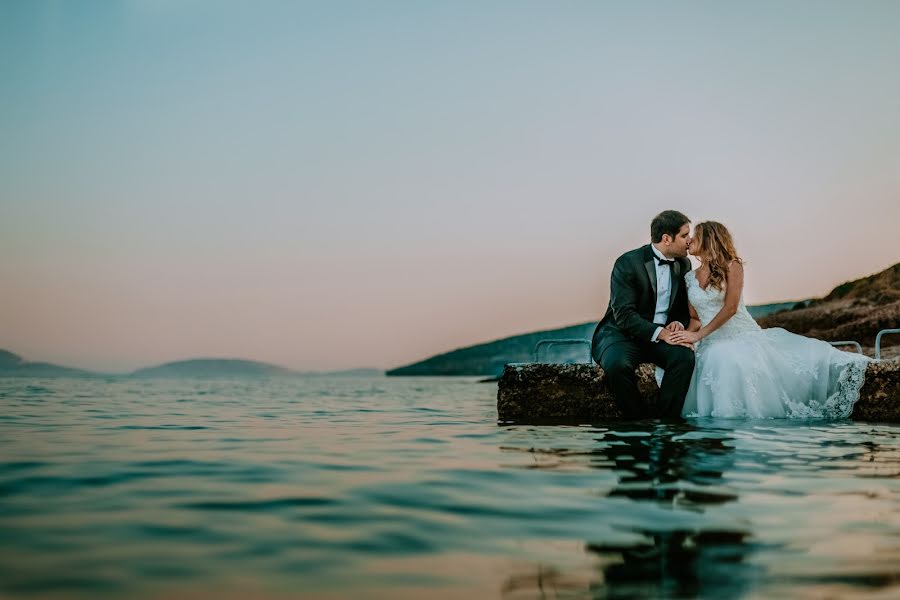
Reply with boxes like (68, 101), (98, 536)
(651, 210), (690, 243)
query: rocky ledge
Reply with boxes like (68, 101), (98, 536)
(497, 360), (900, 423)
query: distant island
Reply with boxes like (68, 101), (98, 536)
(0, 350), (99, 378)
(130, 359), (296, 378)
(0, 351), (383, 379)
(130, 360), (382, 379)
(387, 262), (900, 377)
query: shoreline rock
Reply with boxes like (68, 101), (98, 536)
(497, 361), (900, 423)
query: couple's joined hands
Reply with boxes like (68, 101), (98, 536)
(659, 322), (697, 350)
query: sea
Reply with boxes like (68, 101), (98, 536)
(1, 375), (899, 599)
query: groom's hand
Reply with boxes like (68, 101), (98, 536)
(658, 328), (694, 349)
(665, 321), (685, 332)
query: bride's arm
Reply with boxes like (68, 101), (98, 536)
(672, 261), (743, 344)
(687, 302), (702, 333)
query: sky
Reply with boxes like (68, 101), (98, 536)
(2, 0), (899, 373)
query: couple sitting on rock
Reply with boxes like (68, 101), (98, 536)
(592, 210), (870, 419)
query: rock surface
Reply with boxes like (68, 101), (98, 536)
(758, 263), (900, 350)
(853, 360), (900, 422)
(497, 361), (900, 423)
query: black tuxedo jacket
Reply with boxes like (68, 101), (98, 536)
(591, 244), (692, 361)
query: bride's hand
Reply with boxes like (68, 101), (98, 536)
(670, 330), (701, 344)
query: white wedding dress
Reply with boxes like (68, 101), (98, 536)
(681, 270), (871, 419)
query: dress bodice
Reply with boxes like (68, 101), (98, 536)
(685, 270), (761, 343)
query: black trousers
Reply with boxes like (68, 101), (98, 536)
(594, 338), (695, 419)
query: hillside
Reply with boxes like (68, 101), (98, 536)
(0, 350), (101, 378)
(759, 263), (900, 349)
(388, 263), (900, 376)
(130, 358), (297, 378)
(386, 322), (597, 377)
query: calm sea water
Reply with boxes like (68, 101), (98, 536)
(1, 376), (898, 599)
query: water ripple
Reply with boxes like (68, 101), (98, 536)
(1, 376), (898, 599)
(179, 497), (338, 511)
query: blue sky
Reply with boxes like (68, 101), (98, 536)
(2, 1), (899, 371)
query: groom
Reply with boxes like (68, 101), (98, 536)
(591, 210), (696, 419)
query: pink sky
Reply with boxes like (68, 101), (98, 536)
(2, 2), (899, 372)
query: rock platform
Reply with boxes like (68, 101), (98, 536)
(497, 361), (900, 423)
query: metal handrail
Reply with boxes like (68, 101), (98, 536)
(518, 329), (899, 369)
(829, 341), (863, 354)
(533, 339), (591, 363)
(875, 328), (900, 360)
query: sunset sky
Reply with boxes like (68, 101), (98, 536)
(2, 1), (899, 373)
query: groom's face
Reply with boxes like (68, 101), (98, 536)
(665, 223), (692, 258)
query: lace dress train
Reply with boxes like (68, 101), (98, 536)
(681, 270), (871, 419)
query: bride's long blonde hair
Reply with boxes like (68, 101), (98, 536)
(693, 221), (742, 292)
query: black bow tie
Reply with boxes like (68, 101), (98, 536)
(656, 257), (675, 267)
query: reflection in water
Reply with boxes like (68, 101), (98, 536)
(502, 422), (762, 599)
(600, 422), (737, 504)
(592, 423), (756, 599)
(587, 528), (759, 599)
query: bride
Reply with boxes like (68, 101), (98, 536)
(669, 221), (871, 418)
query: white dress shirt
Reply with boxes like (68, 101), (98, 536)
(650, 244), (673, 342)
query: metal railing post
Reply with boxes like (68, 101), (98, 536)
(829, 341), (863, 354)
(875, 329), (900, 360)
(533, 339), (592, 364)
